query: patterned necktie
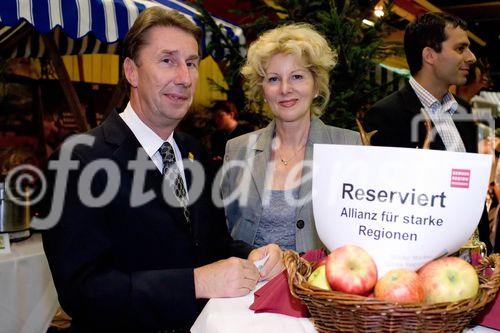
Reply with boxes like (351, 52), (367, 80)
(158, 142), (190, 228)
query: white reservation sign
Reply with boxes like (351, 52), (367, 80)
(313, 144), (492, 277)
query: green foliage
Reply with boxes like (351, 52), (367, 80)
(320, 0), (401, 128)
(195, 0), (402, 130)
(192, 0), (271, 128)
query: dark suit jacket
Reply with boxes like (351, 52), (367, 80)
(40, 111), (254, 332)
(364, 83), (478, 152)
(364, 83), (492, 253)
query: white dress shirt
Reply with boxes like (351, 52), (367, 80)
(409, 77), (466, 152)
(119, 102), (187, 187)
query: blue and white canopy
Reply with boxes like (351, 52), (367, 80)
(0, 0), (245, 58)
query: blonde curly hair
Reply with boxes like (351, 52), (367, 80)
(241, 23), (337, 117)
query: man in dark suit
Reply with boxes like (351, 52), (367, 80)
(363, 12), (492, 252)
(37, 7), (282, 333)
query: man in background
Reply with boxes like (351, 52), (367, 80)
(363, 12), (492, 251)
(456, 58), (491, 105)
(210, 100), (252, 166)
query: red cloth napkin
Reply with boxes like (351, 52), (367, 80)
(475, 292), (500, 330)
(474, 262), (500, 330)
(249, 249), (327, 318)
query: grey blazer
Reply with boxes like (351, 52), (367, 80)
(221, 117), (361, 253)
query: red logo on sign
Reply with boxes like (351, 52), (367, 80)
(451, 169), (470, 188)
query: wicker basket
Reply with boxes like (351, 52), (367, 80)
(284, 251), (500, 333)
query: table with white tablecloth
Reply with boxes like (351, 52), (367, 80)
(191, 282), (315, 333)
(0, 233), (59, 333)
(191, 281), (499, 333)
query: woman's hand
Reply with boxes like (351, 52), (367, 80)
(248, 243), (284, 281)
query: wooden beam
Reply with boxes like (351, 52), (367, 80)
(383, 0), (487, 47)
(33, 83), (47, 160)
(465, 31), (486, 47)
(0, 22), (34, 53)
(444, 2), (500, 10)
(392, 4), (416, 22)
(413, 0), (440, 12)
(42, 33), (89, 132)
(77, 55), (85, 82)
(440, 2), (500, 22)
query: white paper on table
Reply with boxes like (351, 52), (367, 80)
(191, 282), (316, 333)
(312, 145), (492, 276)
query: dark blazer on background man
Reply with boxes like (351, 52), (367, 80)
(41, 110), (254, 332)
(364, 83), (478, 152)
(364, 83), (492, 253)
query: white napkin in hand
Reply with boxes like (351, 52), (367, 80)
(253, 253), (270, 272)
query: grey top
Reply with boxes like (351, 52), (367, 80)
(221, 116), (362, 253)
(254, 187), (299, 251)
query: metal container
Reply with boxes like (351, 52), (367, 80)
(0, 183), (30, 240)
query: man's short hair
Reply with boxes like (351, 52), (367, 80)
(404, 12), (468, 76)
(212, 100), (237, 116)
(123, 6), (201, 62)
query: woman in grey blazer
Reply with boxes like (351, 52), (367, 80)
(221, 23), (361, 254)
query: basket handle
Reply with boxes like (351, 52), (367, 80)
(478, 253), (500, 293)
(283, 250), (313, 298)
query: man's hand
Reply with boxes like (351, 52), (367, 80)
(194, 257), (260, 299)
(248, 244), (284, 281)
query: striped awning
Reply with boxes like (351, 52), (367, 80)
(0, 0), (245, 58)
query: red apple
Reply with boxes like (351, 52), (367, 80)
(418, 257), (479, 304)
(374, 269), (424, 303)
(307, 264), (332, 291)
(325, 245), (377, 295)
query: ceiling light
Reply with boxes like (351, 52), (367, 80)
(374, 5), (384, 18)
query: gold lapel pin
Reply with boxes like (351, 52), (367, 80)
(188, 152), (194, 161)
